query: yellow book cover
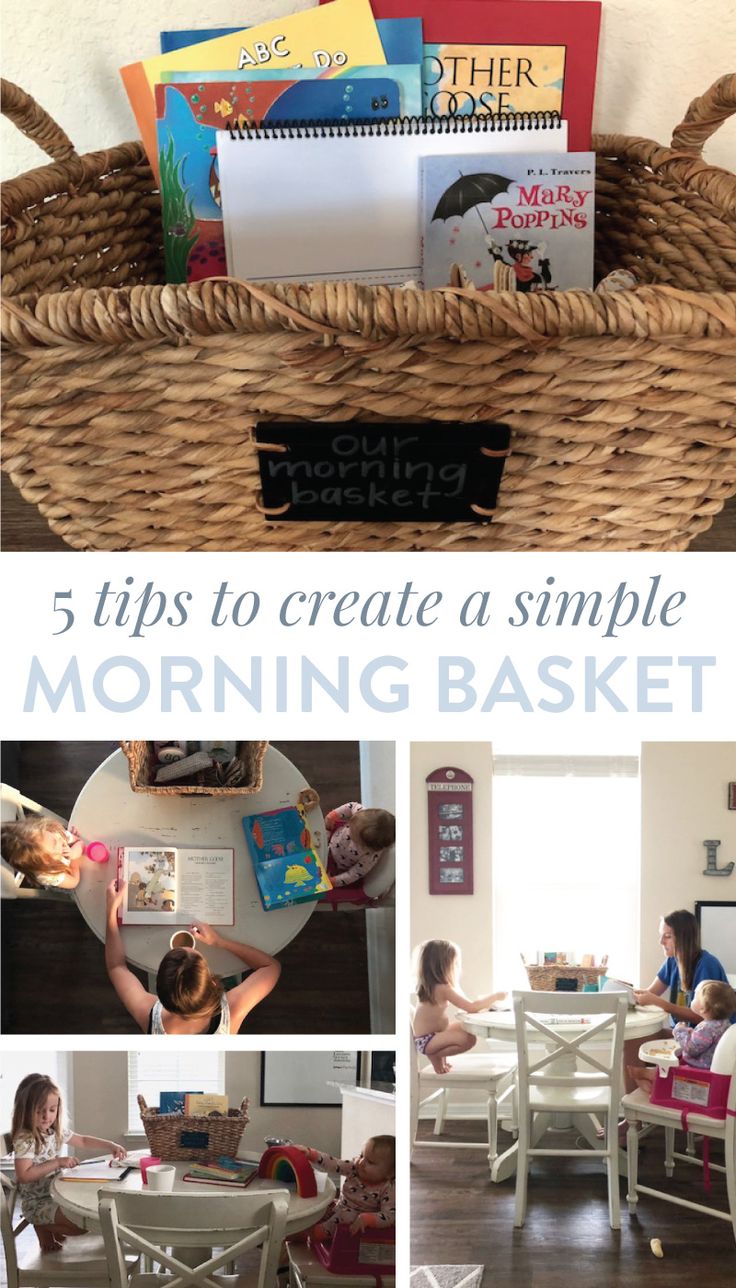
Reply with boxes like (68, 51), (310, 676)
(184, 1093), (230, 1116)
(121, 0), (387, 177)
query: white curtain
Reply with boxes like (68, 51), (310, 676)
(127, 1051), (225, 1133)
(492, 755), (640, 991)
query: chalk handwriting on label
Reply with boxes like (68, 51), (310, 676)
(256, 421), (510, 523)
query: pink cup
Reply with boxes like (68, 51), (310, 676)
(139, 1156), (162, 1185)
(86, 841), (110, 864)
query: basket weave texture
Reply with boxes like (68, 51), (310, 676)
(2, 76), (736, 552)
(524, 963), (607, 991)
(138, 1093), (250, 1162)
(121, 740), (268, 796)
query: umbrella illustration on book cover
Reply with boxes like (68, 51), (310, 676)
(431, 171), (513, 232)
(431, 170), (551, 292)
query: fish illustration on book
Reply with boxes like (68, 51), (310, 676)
(156, 77), (401, 282)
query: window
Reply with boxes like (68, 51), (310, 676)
(492, 755), (640, 990)
(127, 1052), (225, 1133)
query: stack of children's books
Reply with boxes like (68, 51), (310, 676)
(120, 0), (600, 291)
(183, 1157), (259, 1187)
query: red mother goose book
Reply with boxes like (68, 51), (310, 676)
(331, 1), (601, 149)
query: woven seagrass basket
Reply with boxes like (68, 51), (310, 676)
(121, 739), (268, 796)
(2, 76), (735, 552)
(138, 1094), (250, 1162)
(524, 963), (608, 991)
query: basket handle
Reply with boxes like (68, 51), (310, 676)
(670, 73), (736, 156)
(137, 1094), (149, 1113)
(1, 79), (79, 163)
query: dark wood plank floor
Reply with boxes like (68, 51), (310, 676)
(3, 477), (735, 550)
(1, 741), (373, 1034)
(412, 1120), (736, 1283)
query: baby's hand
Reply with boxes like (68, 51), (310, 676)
(349, 1215), (366, 1236)
(59, 1156), (79, 1170)
(291, 1144), (310, 1155)
(110, 1143), (127, 1160)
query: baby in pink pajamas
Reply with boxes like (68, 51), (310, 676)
(295, 1136), (395, 1238)
(325, 802), (395, 888)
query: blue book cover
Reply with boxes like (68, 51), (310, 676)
(242, 806), (331, 911)
(161, 65), (422, 118)
(159, 1091), (202, 1114)
(160, 17), (423, 66)
(156, 76), (400, 282)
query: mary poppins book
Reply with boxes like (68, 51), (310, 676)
(421, 150), (595, 291)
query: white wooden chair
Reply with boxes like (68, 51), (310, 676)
(1, 1183), (138, 1288)
(99, 1187), (289, 1288)
(1, 1132), (24, 1229)
(512, 990), (628, 1229)
(622, 1021), (736, 1244)
(410, 1014), (517, 1174)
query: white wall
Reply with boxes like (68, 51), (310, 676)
(410, 742), (494, 999)
(3, 1), (734, 179)
(640, 742), (736, 987)
(5, 1052), (349, 1156)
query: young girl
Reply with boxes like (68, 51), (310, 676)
(1, 818), (83, 889)
(105, 879), (281, 1035)
(12, 1074), (126, 1253)
(627, 979), (736, 1093)
(413, 939), (506, 1074)
(325, 802), (395, 888)
(294, 1136), (395, 1238)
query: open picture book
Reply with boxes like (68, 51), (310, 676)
(242, 806), (332, 910)
(116, 846), (234, 925)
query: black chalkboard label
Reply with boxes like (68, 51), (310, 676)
(180, 1131), (209, 1149)
(255, 421), (511, 522)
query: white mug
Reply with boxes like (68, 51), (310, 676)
(146, 1165), (176, 1192)
(169, 930), (195, 951)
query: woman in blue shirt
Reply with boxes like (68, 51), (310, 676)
(634, 908), (731, 1027)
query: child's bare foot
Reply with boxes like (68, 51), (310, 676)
(36, 1227), (64, 1254)
(429, 1056), (452, 1073)
(626, 1064), (655, 1093)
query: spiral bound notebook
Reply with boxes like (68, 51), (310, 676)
(216, 112), (568, 286)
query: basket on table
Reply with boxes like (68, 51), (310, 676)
(2, 75), (735, 553)
(121, 740), (268, 796)
(523, 955), (609, 992)
(138, 1093), (250, 1162)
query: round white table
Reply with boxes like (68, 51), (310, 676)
(461, 1005), (667, 1047)
(52, 1151), (335, 1263)
(460, 1006), (666, 1181)
(69, 748), (325, 975)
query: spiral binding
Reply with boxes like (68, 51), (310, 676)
(225, 110), (562, 142)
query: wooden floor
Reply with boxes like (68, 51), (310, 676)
(1, 740), (375, 1034)
(3, 477), (735, 550)
(412, 1119), (736, 1283)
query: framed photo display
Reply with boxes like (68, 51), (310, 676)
(260, 1051), (360, 1107)
(426, 766), (474, 894)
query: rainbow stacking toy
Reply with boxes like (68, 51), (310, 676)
(258, 1145), (318, 1197)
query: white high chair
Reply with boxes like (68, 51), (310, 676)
(622, 1021), (736, 1244)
